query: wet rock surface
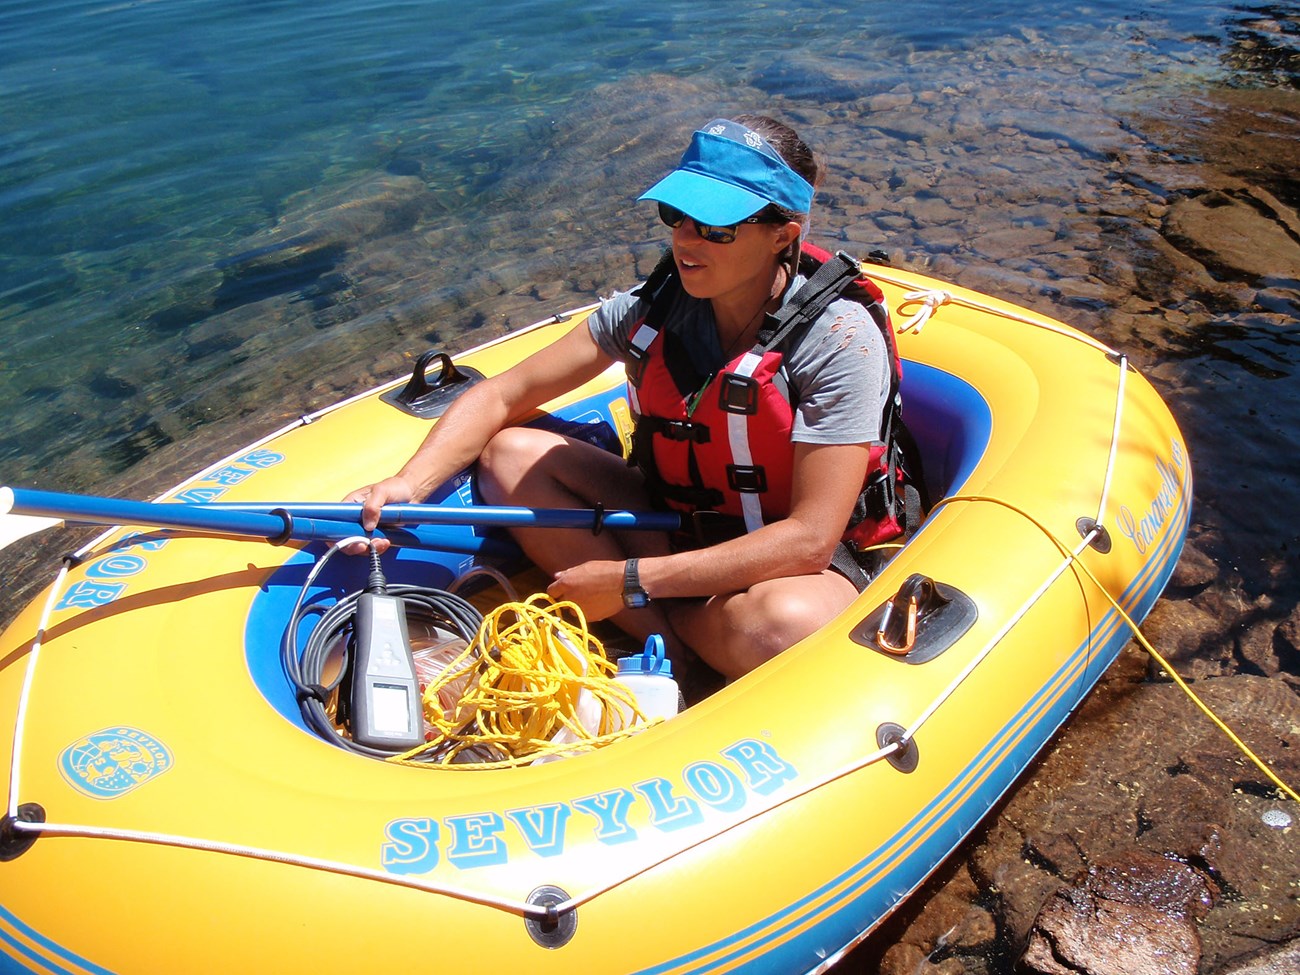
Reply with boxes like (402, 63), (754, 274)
(1, 14), (1298, 975)
(1021, 852), (1214, 975)
(862, 646), (1299, 974)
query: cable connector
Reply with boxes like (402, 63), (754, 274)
(365, 541), (388, 594)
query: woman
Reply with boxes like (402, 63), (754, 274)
(349, 115), (892, 681)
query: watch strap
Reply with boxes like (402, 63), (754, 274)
(623, 558), (650, 607)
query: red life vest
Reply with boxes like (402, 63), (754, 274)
(626, 245), (916, 550)
(628, 325), (797, 530)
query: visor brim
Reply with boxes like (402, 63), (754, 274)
(638, 170), (771, 227)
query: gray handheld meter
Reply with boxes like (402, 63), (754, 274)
(349, 592), (424, 750)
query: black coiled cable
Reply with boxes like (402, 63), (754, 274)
(282, 541), (483, 758)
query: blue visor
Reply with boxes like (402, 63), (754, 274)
(638, 119), (815, 226)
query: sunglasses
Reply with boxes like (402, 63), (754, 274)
(657, 202), (783, 244)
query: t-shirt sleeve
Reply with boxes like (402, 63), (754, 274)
(586, 289), (647, 362)
(788, 297), (891, 446)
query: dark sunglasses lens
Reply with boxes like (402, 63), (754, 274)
(696, 225), (737, 244)
(657, 202), (739, 243)
(657, 203), (686, 228)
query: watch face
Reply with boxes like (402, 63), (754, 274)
(623, 589), (650, 610)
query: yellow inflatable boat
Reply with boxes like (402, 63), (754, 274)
(0, 262), (1190, 975)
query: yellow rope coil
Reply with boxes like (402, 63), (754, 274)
(388, 593), (652, 769)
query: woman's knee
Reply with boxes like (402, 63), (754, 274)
(477, 427), (559, 500)
(722, 580), (853, 665)
(478, 428), (642, 508)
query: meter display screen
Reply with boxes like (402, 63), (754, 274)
(371, 683), (413, 735)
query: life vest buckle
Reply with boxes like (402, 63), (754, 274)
(726, 464), (768, 494)
(717, 372), (760, 415)
(661, 419), (709, 443)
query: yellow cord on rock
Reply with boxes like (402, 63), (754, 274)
(934, 494), (1299, 803)
(387, 593), (651, 769)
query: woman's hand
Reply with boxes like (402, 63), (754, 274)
(341, 475), (419, 554)
(547, 559), (626, 621)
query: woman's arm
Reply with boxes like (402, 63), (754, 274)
(548, 441), (871, 616)
(349, 321), (615, 529)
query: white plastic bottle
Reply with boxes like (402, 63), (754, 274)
(613, 634), (681, 727)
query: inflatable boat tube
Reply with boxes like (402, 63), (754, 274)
(0, 262), (1190, 975)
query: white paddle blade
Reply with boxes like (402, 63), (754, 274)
(0, 487), (63, 551)
(0, 513), (62, 552)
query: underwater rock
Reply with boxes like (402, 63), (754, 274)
(1167, 540), (1220, 591)
(87, 371), (139, 401)
(1163, 188), (1300, 284)
(1275, 602), (1300, 658)
(213, 173), (426, 309)
(750, 54), (872, 102)
(1021, 852), (1213, 975)
(1139, 598), (1227, 677)
(962, 664), (1300, 974)
(1215, 938), (1300, 975)
(1237, 617), (1290, 685)
(878, 863), (997, 974)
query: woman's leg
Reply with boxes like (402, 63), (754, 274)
(477, 427), (672, 567)
(476, 426), (685, 650)
(671, 570), (859, 679)
(477, 426), (852, 684)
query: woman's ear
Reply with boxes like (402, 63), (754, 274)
(772, 220), (803, 254)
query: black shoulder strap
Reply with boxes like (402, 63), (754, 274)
(754, 251), (862, 353)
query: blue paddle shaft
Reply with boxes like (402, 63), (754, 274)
(0, 486), (517, 556)
(206, 501), (682, 532)
(1, 487), (680, 549)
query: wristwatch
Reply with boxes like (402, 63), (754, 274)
(622, 558), (651, 609)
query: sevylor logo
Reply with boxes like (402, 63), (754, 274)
(1117, 439), (1188, 556)
(58, 727), (173, 799)
(380, 737), (798, 875)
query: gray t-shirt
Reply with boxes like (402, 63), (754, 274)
(587, 274), (890, 445)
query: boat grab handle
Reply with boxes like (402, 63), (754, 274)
(853, 573), (976, 664)
(381, 349), (485, 418)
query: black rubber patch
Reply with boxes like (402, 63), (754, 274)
(850, 577), (978, 664)
(877, 723), (920, 774)
(0, 803), (45, 861)
(381, 350), (483, 419)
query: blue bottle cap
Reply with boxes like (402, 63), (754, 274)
(616, 634), (673, 678)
